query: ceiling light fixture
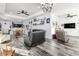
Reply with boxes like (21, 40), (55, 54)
(41, 3), (53, 13)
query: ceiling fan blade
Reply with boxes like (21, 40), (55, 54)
(17, 10), (29, 16)
(23, 12), (29, 15)
(25, 13), (29, 16)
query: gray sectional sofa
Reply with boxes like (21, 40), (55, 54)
(24, 29), (46, 47)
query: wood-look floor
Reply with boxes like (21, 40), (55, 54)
(0, 35), (79, 56)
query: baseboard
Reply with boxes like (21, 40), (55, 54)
(66, 35), (79, 38)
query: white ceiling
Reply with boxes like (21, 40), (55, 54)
(53, 3), (79, 15)
(5, 3), (42, 17)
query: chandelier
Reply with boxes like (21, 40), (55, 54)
(41, 3), (53, 13)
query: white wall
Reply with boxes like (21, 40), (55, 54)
(57, 16), (79, 36)
(32, 16), (51, 39)
(0, 21), (11, 29)
(25, 13), (52, 40)
(51, 14), (58, 35)
(0, 20), (11, 33)
(23, 20), (30, 35)
(52, 3), (79, 36)
(53, 3), (79, 15)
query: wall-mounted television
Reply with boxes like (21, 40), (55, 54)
(64, 23), (75, 28)
(12, 23), (23, 28)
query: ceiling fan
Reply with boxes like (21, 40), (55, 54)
(17, 10), (29, 16)
(67, 14), (77, 18)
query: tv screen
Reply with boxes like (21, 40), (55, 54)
(64, 23), (75, 28)
(12, 24), (23, 28)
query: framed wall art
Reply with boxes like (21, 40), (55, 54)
(46, 18), (50, 23)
